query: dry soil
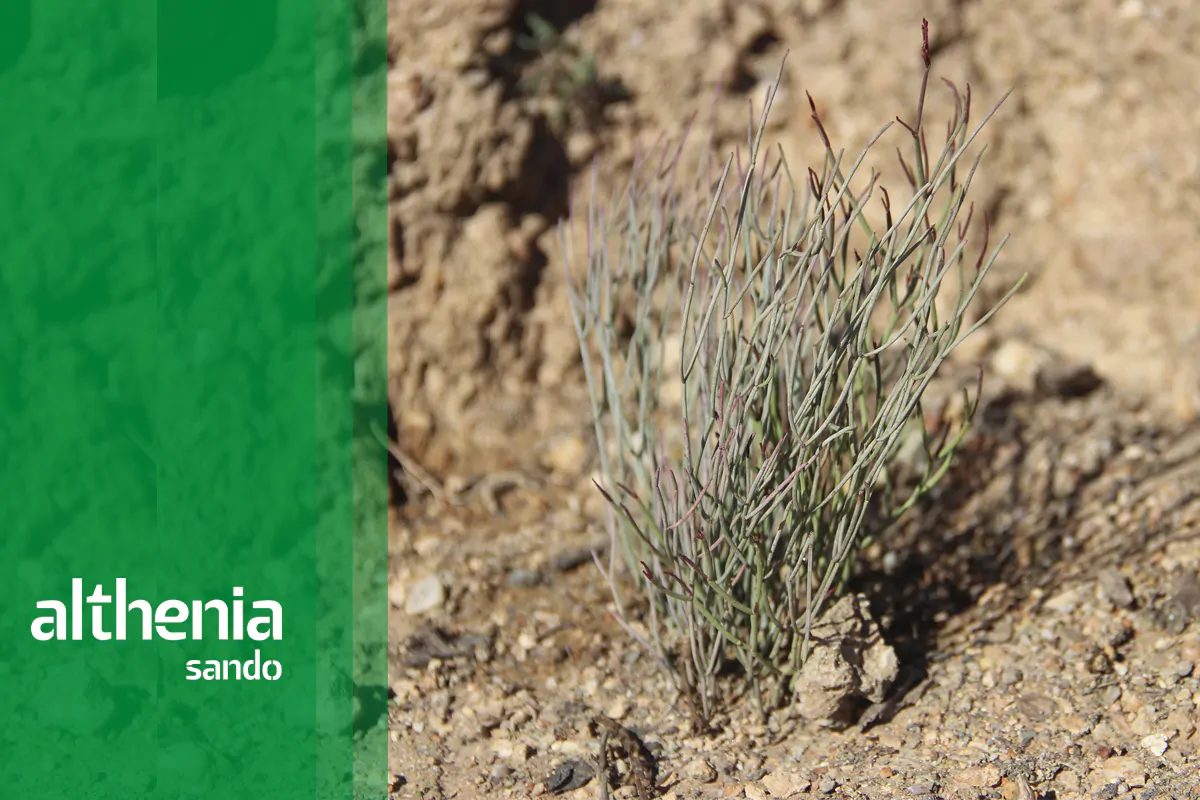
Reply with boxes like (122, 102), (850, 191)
(388, 2), (1200, 798)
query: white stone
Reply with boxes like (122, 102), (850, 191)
(1141, 733), (1169, 757)
(404, 575), (445, 615)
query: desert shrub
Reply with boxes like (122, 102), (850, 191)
(563, 21), (1020, 725)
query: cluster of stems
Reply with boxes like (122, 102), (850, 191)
(564, 22), (1018, 723)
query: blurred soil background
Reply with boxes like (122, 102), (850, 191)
(387, 2), (1200, 798)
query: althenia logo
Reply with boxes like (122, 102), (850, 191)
(31, 578), (284, 682)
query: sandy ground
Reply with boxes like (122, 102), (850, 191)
(387, 2), (1200, 798)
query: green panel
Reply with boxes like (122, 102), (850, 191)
(0, 1), (387, 797)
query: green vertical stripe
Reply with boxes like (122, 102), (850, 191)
(0, 1), (386, 797)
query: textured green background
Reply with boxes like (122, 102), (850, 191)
(0, 1), (387, 797)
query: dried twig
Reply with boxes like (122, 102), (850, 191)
(370, 420), (445, 502)
(595, 724), (610, 800)
(592, 714), (657, 800)
(371, 420), (540, 512)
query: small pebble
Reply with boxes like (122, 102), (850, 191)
(1096, 569), (1135, 608)
(740, 754), (765, 773)
(817, 778), (837, 794)
(684, 759), (717, 783)
(1096, 755), (1146, 788)
(1088, 649), (1114, 675)
(744, 785), (767, 800)
(1017, 693), (1057, 721)
(907, 778), (936, 796)
(605, 697), (630, 720)
(1163, 573), (1200, 633)
(1000, 665), (1024, 686)
(955, 764), (1001, 788)
(761, 771), (809, 796)
(546, 759), (594, 794)
(1045, 587), (1083, 614)
(507, 568), (543, 588)
(1141, 733), (1169, 757)
(404, 575), (446, 615)
(1056, 769), (1081, 793)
